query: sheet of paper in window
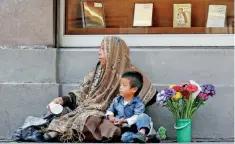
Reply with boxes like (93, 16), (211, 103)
(133, 3), (153, 27)
(206, 5), (227, 27)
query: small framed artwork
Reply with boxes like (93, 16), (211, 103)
(81, 0), (106, 28)
(133, 3), (153, 27)
(173, 4), (192, 27)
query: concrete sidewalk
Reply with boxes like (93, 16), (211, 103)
(0, 142), (234, 144)
(1, 140), (234, 144)
(1, 137), (234, 143)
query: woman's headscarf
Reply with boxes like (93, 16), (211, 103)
(83, 36), (131, 110)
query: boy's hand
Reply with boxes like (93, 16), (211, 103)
(108, 116), (116, 122)
(114, 119), (127, 126)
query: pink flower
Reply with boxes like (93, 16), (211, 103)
(198, 92), (209, 101)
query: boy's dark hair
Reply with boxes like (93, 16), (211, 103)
(121, 71), (143, 96)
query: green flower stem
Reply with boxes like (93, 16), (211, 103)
(180, 98), (185, 119)
(166, 101), (177, 118)
(166, 100), (180, 119)
(166, 99), (184, 119)
(170, 99), (179, 119)
(165, 96), (205, 119)
(191, 99), (204, 117)
(184, 94), (193, 119)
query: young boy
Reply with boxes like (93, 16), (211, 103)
(105, 71), (152, 143)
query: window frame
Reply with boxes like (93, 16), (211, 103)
(59, 0), (234, 47)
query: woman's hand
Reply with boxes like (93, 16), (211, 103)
(52, 97), (64, 105)
(47, 97), (64, 110)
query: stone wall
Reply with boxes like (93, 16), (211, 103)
(0, 0), (233, 142)
(1, 47), (233, 141)
(0, 0), (55, 139)
(0, 0), (54, 45)
(59, 47), (234, 141)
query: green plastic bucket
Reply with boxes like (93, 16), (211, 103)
(174, 119), (192, 143)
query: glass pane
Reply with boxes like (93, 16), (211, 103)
(65, 0), (234, 35)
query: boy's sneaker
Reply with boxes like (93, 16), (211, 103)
(147, 133), (161, 143)
(147, 126), (167, 143)
(133, 132), (146, 143)
(158, 126), (167, 140)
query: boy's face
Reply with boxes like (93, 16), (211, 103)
(119, 78), (138, 97)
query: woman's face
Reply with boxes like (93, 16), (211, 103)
(98, 42), (107, 67)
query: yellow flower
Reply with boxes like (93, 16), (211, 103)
(169, 85), (176, 88)
(172, 92), (182, 100)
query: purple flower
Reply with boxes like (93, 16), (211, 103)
(156, 89), (176, 104)
(200, 84), (216, 96)
(198, 92), (209, 101)
(156, 92), (166, 104)
(164, 88), (176, 98)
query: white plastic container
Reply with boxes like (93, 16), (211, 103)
(49, 103), (63, 115)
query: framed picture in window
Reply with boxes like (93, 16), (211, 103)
(81, 0), (106, 28)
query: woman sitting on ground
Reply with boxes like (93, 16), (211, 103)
(44, 36), (157, 142)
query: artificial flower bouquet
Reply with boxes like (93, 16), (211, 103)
(156, 80), (216, 119)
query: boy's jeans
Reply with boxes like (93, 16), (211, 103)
(121, 113), (151, 143)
